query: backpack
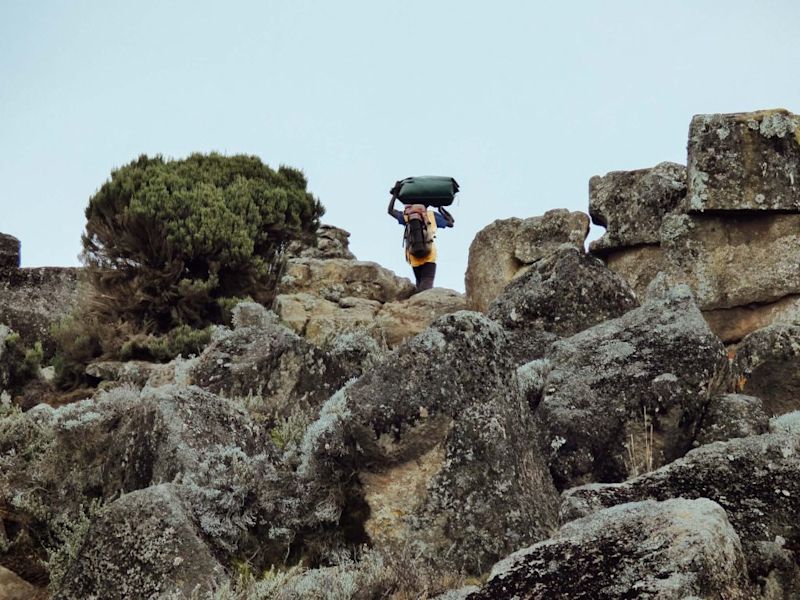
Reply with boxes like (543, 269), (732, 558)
(403, 204), (435, 259)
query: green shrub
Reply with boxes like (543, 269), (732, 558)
(82, 153), (324, 332)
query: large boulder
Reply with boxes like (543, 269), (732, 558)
(732, 321), (800, 417)
(299, 311), (560, 575)
(589, 161), (686, 254)
(660, 212), (800, 311)
(285, 224), (356, 260)
(694, 393), (769, 445)
(686, 109), (800, 212)
(465, 209), (589, 312)
(0, 234), (20, 270)
(0, 267), (81, 357)
(488, 246), (638, 338)
(54, 484), (224, 600)
(278, 258), (415, 303)
(466, 498), (753, 600)
(561, 429), (800, 595)
(189, 317), (350, 422)
(537, 286), (727, 489)
(600, 244), (668, 301)
(703, 294), (800, 344)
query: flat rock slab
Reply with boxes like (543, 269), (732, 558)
(589, 161), (686, 253)
(686, 109), (800, 212)
(467, 498), (753, 600)
(660, 212), (800, 310)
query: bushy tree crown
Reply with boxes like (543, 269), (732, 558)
(82, 153), (324, 333)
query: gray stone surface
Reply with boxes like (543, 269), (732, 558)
(601, 244), (667, 302)
(56, 484), (224, 600)
(732, 321), (800, 417)
(468, 498), (753, 600)
(537, 287), (727, 489)
(695, 393), (769, 445)
(300, 311), (560, 575)
(561, 430), (800, 595)
(488, 246), (638, 338)
(660, 212), (800, 310)
(285, 224), (356, 260)
(465, 209), (589, 312)
(589, 161), (686, 253)
(0, 267), (81, 357)
(278, 258), (415, 303)
(686, 109), (800, 212)
(0, 234), (20, 269)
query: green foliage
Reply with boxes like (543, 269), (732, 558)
(2, 333), (42, 393)
(82, 153), (324, 333)
(118, 325), (212, 362)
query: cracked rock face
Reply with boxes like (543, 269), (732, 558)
(686, 109), (800, 212)
(465, 209), (589, 313)
(467, 498), (753, 600)
(732, 321), (800, 417)
(0, 234), (20, 270)
(695, 393), (769, 445)
(560, 428), (800, 593)
(488, 246), (638, 339)
(589, 161), (686, 254)
(536, 287), (726, 489)
(299, 311), (560, 575)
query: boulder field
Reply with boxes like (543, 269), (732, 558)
(2, 108), (800, 599)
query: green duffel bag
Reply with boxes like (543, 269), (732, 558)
(390, 176), (460, 207)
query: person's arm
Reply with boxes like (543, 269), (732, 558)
(437, 206), (455, 227)
(387, 195), (403, 222)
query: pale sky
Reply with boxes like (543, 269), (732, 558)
(1, 1), (798, 291)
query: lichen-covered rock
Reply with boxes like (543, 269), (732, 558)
(0, 267), (81, 357)
(55, 484), (224, 600)
(732, 321), (800, 417)
(660, 212), (800, 311)
(368, 287), (467, 348)
(189, 319), (350, 422)
(286, 224), (356, 260)
(695, 393), (769, 445)
(560, 430), (800, 593)
(274, 292), (382, 347)
(278, 258), (414, 303)
(686, 109), (800, 212)
(299, 311), (560, 575)
(589, 161), (686, 253)
(0, 234), (20, 270)
(487, 246), (638, 339)
(537, 286), (727, 489)
(467, 498), (754, 600)
(601, 244), (667, 301)
(465, 209), (589, 312)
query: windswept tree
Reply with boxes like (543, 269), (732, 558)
(72, 152), (323, 362)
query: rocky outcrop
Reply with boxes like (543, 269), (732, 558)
(278, 258), (414, 303)
(488, 246), (638, 339)
(561, 429), (800, 595)
(536, 287), (726, 489)
(0, 234), (20, 270)
(686, 109), (800, 212)
(589, 161), (686, 253)
(588, 109), (800, 342)
(299, 311), (560, 575)
(188, 315), (350, 422)
(0, 267), (81, 357)
(464, 209), (589, 312)
(467, 498), (753, 600)
(286, 224), (356, 260)
(732, 322), (800, 417)
(56, 484), (224, 600)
